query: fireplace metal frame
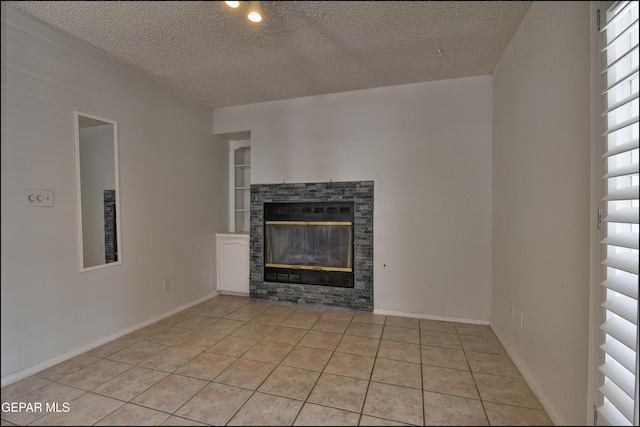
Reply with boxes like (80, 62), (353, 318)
(263, 201), (355, 288)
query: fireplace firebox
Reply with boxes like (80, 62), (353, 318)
(263, 202), (354, 288)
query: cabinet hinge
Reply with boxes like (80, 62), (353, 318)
(597, 9), (601, 31)
(593, 404), (598, 425)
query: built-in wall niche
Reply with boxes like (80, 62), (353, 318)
(229, 139), (251, 233)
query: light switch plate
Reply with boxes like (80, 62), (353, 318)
(26, 190), (54, 207)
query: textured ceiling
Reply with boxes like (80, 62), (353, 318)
(7, 1), (531, 110)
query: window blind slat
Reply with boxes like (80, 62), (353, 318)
(599, 382), (635, 423)
(602, 90), (639, 116)
(602, 138), (639, 158)
(598, 403), (633, 426)
(602, 186), (640, 201)
(600, 1), (634, 33)
(602, 252), (639, 275)
(601, 316), (638, 351)
(602, 67), (639, 95)
(601, 274), (639, 299)
(602, 340), (638, 374)
(602, 295), (639, 325)
(602, 163), (639, 178)
(600, 360), (637, 398)
(602, 42), (640, 74)
(602, 17), (638, 52)
(598, 401), (633, 427)
(601, 115), (639, 136)
(601, 231), (640, 249)
(602, 138), (640, 159)
(603, 206), (639, 223)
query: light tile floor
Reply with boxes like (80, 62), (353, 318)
(1, 295), (554, 426)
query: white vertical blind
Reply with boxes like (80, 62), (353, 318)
(597, 1), (639, 426)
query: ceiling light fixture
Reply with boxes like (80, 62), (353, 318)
(247, 1), (263, 23)
(224, 1), (240, 8)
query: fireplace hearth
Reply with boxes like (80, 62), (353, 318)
(250, 181), (374, 312)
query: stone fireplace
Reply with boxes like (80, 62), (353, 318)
(250, 181), (373, 311)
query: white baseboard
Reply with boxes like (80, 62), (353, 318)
(373, 308), (490, 325)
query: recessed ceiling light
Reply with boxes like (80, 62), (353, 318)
(247, 1), (263, 23)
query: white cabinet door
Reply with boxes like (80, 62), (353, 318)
(216, 233), (249, 295)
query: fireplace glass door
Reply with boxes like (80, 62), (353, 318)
(263, 202), (355, 288)
(265, 222), (352, 271)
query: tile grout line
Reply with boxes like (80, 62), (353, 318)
(455, 324), (492, 426)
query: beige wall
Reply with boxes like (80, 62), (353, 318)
(491, 2), (591, 424)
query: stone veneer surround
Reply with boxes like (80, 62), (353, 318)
(250, 181), (373, 311)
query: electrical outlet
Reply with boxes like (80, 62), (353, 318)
(162, 279), (170, 292)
